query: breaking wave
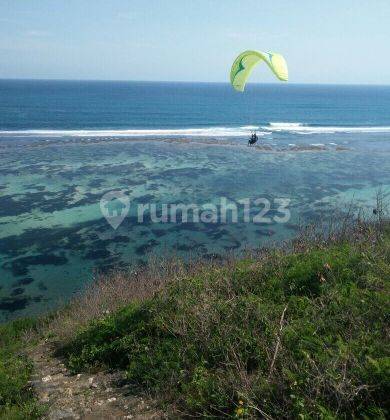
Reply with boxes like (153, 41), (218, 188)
(1, 123), (390, 139)
(0, 127), (267, 138)
(263, 122), (390, 133)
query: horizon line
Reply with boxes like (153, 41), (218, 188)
(0, 77), (389, 87)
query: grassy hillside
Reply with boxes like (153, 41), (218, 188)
(1, 220), (389, 418)
(58, 221), (390, 418)
(0, 318), (43, 419)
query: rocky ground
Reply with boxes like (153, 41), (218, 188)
(27, 341), (163, 420)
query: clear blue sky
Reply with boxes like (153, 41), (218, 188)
(1, 0), (389, 84)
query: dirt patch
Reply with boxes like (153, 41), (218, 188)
(27, 341), (164, 419)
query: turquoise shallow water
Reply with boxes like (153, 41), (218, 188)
(1, 81), (390, 321)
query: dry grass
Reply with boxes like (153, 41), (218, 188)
(59, 216), (389, 417)
(47, 192), (389, 345)
(47, 257), (178, 341)
(46, 254), (238, 343)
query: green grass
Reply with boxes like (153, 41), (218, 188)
(61, 224), (390, 418)
(0, 319), (43, 419)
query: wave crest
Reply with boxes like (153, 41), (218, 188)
(264, 123), (390, 133)
(1, 123), (390, 138)
(0, 126), (265, 138)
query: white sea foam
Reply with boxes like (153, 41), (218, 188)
(1, 123), (390, 138)
(263, 122), (390, 133)
(269, 122), (305, 128)
(240, 125), (259, 130)
(0, 126), (266, 138)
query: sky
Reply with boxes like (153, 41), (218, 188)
(0, 0), (389, 84)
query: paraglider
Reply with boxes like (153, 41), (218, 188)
(230, 50), (288, 92)
(230, 50), (288, 146)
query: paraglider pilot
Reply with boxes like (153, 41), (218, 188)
(248, 131), (258, 146)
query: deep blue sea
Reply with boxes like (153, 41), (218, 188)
(1, 80), (390, 320)
(1, 80), (390, 130)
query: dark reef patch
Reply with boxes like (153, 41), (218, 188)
(0, 185), (111, 218)
(10, 288), (24, 296)
(135, 194), (155, 204)
(175, 243), (194, 252)
(24, 184), (46, 191)
(155, 167), (214, 180)
(151, 228), (167, 238)
(3, 254), (68, 276)
(256, 229), (276, 237)
(135, 239), (159, 256)
(87, 178), (105, 188)
(85, 249), (111, 260)
(0, 219), (107, 257)
(0, 296), (31, 312)
(37, 281), (48, 291)
(12, 277), (34, 287)
(147, 183), (160, 191)
(120, 178), (145, 186)
(110, 235), (130, 243)
(207, 228), (230, 240)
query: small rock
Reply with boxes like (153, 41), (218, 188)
(88, 377), (98, 388)
(49, 408), (75, 419)
(41, 393), (50, 403)
(42, 375), (52, 383)
(28, 379), (41, 388)
(107, 397), (117, 403)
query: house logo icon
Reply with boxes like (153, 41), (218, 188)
(100, 190), (130, 229)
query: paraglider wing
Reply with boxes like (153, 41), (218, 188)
(230, 50), (288, 92)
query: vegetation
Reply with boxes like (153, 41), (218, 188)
(1, 219), (388, 418)
(0, 318), (43, 419)
(59, 221), (390, 418)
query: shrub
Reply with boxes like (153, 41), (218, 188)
(0, 319), (43, 419)
(60, 224), (390, 417)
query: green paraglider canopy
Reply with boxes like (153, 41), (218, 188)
(230, 50), (288, 92)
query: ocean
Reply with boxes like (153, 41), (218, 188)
(1, 80), (390, 321)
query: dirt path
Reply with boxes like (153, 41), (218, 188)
(27, 340), (163, 420)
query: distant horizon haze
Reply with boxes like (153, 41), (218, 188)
(0, 1), (389, 85)
(0, 78), (389, 87)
